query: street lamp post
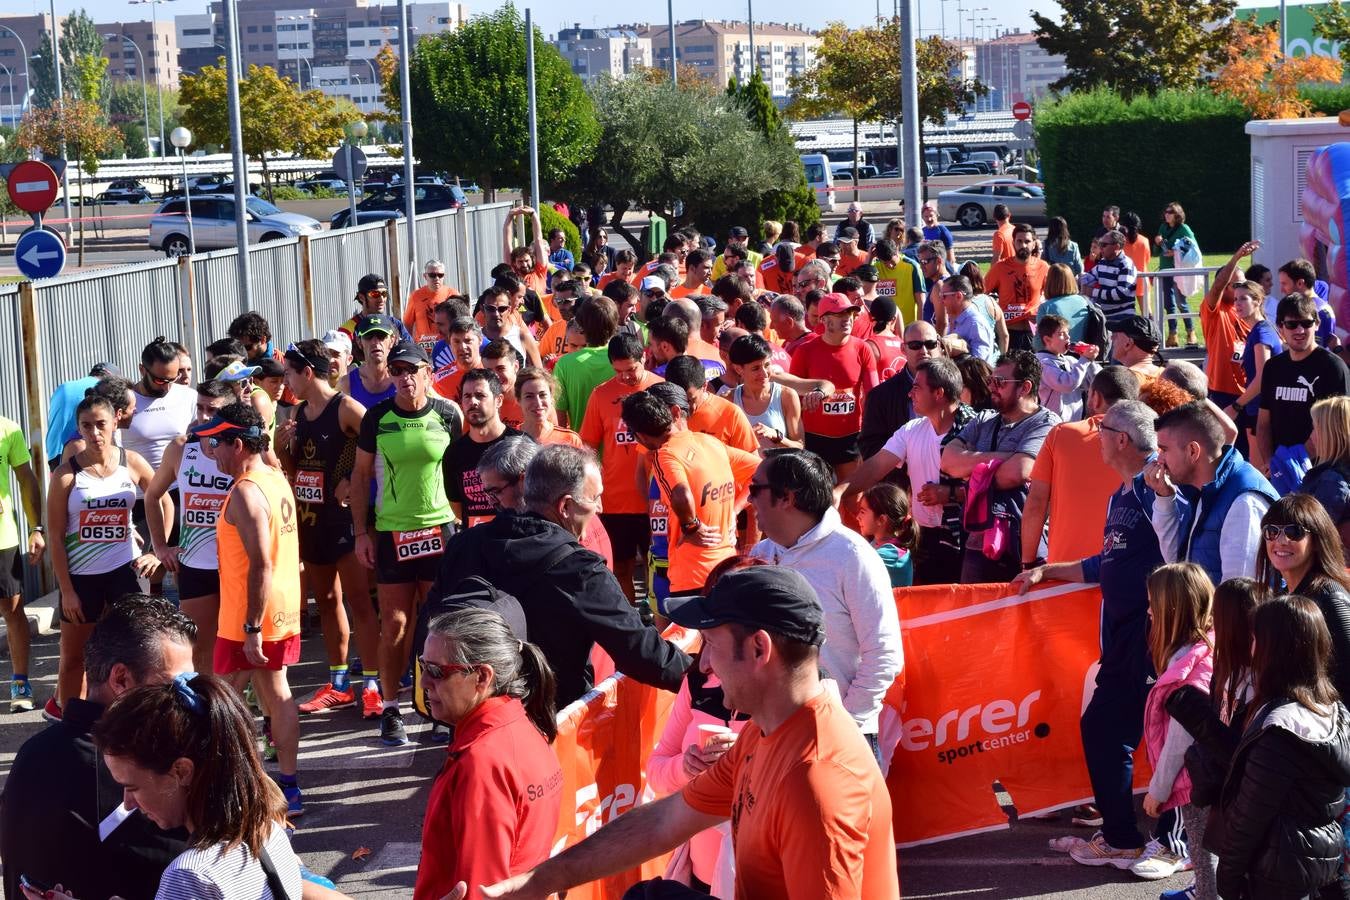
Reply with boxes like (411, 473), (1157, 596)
(170, 125), (194, 255)
(0, 25), (30, 122)
(344, 119), (366, 228)
(128, 0), (171, 155)
(106, 34), (151, 158)
(0, 66), (12, 131)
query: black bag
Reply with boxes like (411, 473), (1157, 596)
(1081, 300), (1110, 358)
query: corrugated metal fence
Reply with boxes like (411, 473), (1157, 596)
(0, 201), (514, 585)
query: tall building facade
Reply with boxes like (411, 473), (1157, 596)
(633, 20), (819, 98)
(98, 19), (179, 92)
(554, 26), (651, 82)
(975, 30), (1066, 109)
(0, 14), (51, 126)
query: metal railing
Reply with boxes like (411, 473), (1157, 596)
(1133, 266), (1220, 345)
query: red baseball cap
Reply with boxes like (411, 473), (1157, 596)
(816, 292), (862, 317)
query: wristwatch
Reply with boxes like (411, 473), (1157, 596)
(243, 622), (263, 635)
(28, 526), (44, 534)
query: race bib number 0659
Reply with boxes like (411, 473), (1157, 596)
(393, 527), (444, 560)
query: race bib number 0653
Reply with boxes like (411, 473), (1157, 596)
(393, 527), (445, 560)
(79, 508), (129, 543)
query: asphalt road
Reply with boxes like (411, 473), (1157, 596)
(0, 609), (1195, 900)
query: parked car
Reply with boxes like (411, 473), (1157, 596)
(966, 151), (1004, 174)
(944, 162), (991, 175)
(148, 194), (323, 257)
(936, 178), (1047, 229)
(329, 208), (404, 229)
(107, 178), (148, 193)
(296, 177), (348, 193)
(352, 183), (467, 218)
(98, 187), (154, 204)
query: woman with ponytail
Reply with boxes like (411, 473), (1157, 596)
(415, 607), (563, 900)
(24, 672), (303, 900)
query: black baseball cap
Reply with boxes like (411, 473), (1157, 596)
(254, 356), (285, 378)
(665, 567), (825, 646)
(728, 226), (749, 239)
(356, 313), (399, 338)
(1107, 314), (1161, 349)
(838, 225), (860, 242)
(853, 263), (880, 283)
(387, 340), (430, 367)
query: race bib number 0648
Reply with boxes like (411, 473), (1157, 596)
(393, 527), (444, 560)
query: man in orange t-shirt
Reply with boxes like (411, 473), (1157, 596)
(1021, 366), (1138, 566)
(404, 260), (455, 351)
(578, 333), (664, 602)
(502, 205), (552, 301)
(671, 248), (713, 299)
(481, 339), (525, 430)
(663, 355), (758, 454)
(478, 566), (899, 900)
(622, 388), (758, 597)
(991, 203), (1015, 262)
(985, 223), (1049, 351)
(538, 279), (581, 364)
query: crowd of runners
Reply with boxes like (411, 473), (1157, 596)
(1, 199), (1350, 899)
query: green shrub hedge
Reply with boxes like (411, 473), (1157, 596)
(1034, 88), (1252, 252)
(527, 203), (582, 261)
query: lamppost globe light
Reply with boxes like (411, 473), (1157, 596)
(170, 126), (192, 148)
(350, 119), (368, 139)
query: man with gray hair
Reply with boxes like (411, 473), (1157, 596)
(430, 443), (690, 706)
(770, 294), (813, 356)
(793, 258), (832, 301)
(1014, 400), (1181, 875)
(477, 435), (539, 513)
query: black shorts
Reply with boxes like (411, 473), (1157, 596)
(62, 566), (140, 623)
(133, 490), (180, 548)
(0, 546), (21, 598)
(299, 513), (356, 566)
(375, 523), (454, 586)
(600, 513), (650, 562)
(804, 432), (861, 466)
(177, 563), (219, 599)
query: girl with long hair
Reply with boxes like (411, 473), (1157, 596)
(1300, 395), (1350, 555)
(856, 483), (919, 587)
(1042, 216), (1083, 275)
(1214, 595), (1350, 899)
(1138, 563), (1215, 887)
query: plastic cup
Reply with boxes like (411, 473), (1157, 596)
(697, 723), (733, 749)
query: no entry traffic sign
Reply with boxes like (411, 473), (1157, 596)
(6, 160), (60, 213)
(1012, 101), (1033, 121)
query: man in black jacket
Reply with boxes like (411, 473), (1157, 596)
(0, 595), (195, 900)
(429, 443), (691, 707)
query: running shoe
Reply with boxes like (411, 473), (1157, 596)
(282, 784), (305, 818)
(1048, 835), (1088, 853)
(1071, 804), (1104, 827)
(428, 721), (451, 743)
(1160, 886), (1195, 900)
(380, 707), (408, 746)
(298, 683), (355, 714)
(1069, 832), (1145, 869)
(399, 667), (413, 693)
(41, 696), (61, 722)
(299, 864), (335, 889)
(361, 686), (383, 720)
(1130, 840), (1188, 880)
(10, 681), (33, 713)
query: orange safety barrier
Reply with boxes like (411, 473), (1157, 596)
(881, 581), (1150, 847)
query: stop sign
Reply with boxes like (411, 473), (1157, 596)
(1012, 101), (1033, 121)
(7, 160), (59, 213)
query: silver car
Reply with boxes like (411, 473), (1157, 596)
(936, 178), (1047, 229)
(148, 194), (323, 257)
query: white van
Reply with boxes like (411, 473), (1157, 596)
(801, 153), (835, 212)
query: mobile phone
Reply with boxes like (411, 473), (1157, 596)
(19, 875), (51, 895)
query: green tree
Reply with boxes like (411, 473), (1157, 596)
(1032, 0), (1239, 97)
(564, 74), (814, 253)
(727, 72), (819, 233)
(405, 4), (599, 200)
(32, 9), (106, 107)
(1312, 1), (1350, 68)
(179, 62), (356, 197)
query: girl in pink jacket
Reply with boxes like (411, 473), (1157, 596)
(1141, 563), (1216, 895)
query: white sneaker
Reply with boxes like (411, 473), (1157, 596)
(1070, 831), (1145, 869)
(1130, 840), (1188, 880)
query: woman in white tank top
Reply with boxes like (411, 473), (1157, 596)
(46, 395), (161, 716)
(728, 334), (805, 451)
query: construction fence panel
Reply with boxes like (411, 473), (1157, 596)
(0, 283), (42, 598)
(191, 248), (248, 355)
(413, 209), (463, 295)
(244, 237), (308, 347)
(465, 203), (513, 299)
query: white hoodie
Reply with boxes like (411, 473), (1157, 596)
(751, 506), (904, 732)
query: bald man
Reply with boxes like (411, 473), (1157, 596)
(859, 320), (945, 460)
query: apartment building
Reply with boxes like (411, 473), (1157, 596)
(633, 19), (819, 98)
(554, 26), (652, 82)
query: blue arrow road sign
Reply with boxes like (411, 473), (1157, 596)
(15, 229), (65, 280)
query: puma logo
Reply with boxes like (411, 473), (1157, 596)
(1297, 375), (1320, 394)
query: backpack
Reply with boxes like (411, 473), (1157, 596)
(1080, 300), (1110, 358)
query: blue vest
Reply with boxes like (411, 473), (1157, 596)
(1174, 446), (1278, 584)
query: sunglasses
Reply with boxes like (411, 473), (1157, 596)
(1263, 523), (1310, 542)
(425, 272), (445, 279)
(906, 339), (940, 351)
(366, 289), (388, 298)
(418, 657), (479, 681)
(485, 305), (513, 315)
(144, 371), (174, 386)
(748, 482), (774, 496)
(1281, 318), (1316, 331)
